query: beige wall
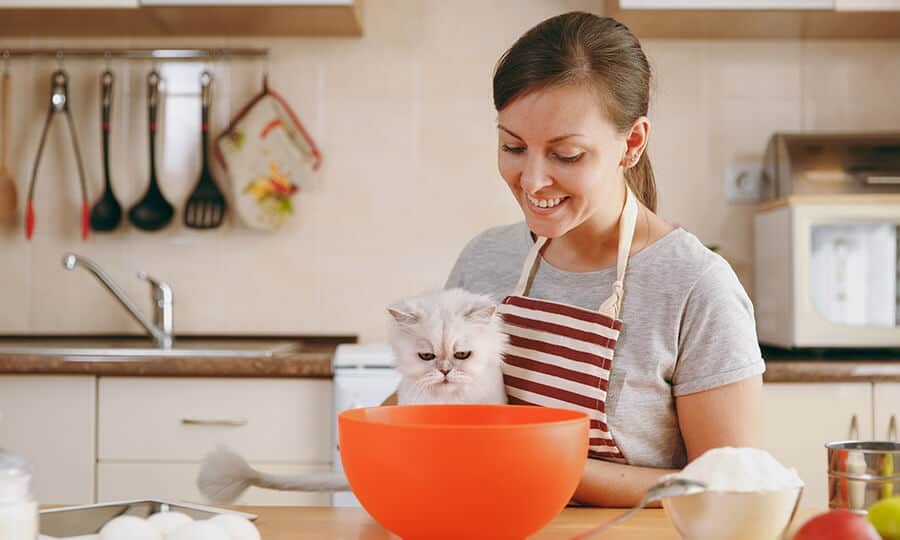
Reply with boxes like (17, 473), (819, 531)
(1, 1), (899, 343)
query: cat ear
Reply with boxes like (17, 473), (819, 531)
(464, 303), (497, 323)
(387, 307), (419, 325)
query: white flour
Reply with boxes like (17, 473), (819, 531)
(676, 447), (804, 492)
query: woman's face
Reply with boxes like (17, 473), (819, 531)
(497, 84), (631, 239)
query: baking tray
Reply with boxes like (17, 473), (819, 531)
(39, 499), (257, 538)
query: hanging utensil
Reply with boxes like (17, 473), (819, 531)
(89, 70), (122, 232)
(215, 75), (320, 232)
(25, 69), (91, 240)
(184, 70), (226, 229)
(128, 70), (173, 231)
(0, 66), (16, 227)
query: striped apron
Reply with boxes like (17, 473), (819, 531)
(498, 187), (638, 463)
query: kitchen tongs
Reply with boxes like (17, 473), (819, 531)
(26, 69), (90, 240)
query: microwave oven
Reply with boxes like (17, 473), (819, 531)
(754, 195), (900, 349)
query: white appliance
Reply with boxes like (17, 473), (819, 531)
(754, 195), (900, 348)
(330, 343), (401, 507)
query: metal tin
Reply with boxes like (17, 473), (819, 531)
(827, 440), (900, 514)
(39, 498), (256, 537)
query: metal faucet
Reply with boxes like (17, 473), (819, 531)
(62, 253), (174, 349)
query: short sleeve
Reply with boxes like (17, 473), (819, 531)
(672, 258), (765, 396)
(444, 236), (478, 290)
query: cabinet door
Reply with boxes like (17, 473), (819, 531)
(874, 382), (900, 442)
(0, 375), (96, 504)
(0, 1), (137, 6)
(618, 0), (833, 8)
(97, 462), (331, 506)
(835, 0), (900, 9)
(762, 383), (872, 508)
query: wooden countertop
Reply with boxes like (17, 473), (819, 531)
(763, 346), (900, 383)
(244, 506), (823, 539)
(0, 336), (353, 378)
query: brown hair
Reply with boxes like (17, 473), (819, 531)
(493, 12), (657, 212)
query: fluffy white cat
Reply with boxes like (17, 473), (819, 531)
(197, 288), (508, 503)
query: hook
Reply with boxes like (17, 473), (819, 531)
(56, 49), (64, 69)
(104, 50), (112, 70)
(262, 52), (270, 93)
(2, 50), (9, 75)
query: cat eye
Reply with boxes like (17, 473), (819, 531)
(454, 351), (472, 360)
(418, 352), (436, 361)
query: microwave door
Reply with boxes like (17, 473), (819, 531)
(809, 223), (897, 328)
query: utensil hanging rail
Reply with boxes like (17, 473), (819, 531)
(0, 48), (269, 61)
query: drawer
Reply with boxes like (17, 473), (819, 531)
(98, 377), (333, 462)
(97, 462), (331, 506)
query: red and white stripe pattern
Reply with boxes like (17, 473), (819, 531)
(499, 295), (626, 462)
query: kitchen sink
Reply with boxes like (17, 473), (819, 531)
(0, 337), (302, 359)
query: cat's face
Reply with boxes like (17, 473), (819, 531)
(387, 289), (506, 398)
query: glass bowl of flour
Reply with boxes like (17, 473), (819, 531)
(662, 447), (804, 540)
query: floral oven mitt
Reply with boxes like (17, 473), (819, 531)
(216, 87), (321, 231)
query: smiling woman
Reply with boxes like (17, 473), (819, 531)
(445, 11), (765, 508)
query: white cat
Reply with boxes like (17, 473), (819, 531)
(197, 288), (508, 503)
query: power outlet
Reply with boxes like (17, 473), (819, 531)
(724, 158), (764, 203)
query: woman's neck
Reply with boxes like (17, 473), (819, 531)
(542, 187), (628, 272)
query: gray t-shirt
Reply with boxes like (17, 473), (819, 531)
(445, 222), (765, 469)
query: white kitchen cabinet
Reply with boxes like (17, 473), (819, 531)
(874, 382), (900, 442)
(98, 377), (333, 462)
(835, 0), (900, 9)
(0, 1), (136, 6)
(97, 462), (331, 506)
(0, 376), (96, 505)
(97, 377), (333, 506)
(762, 382), (872, 508)
(619, 0), (833, 8)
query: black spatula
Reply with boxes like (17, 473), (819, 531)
(184, 70), (226, 229)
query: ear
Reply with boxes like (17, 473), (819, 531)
(387, 307), (419, 325)
(464, 303), (497, 323)
(619, 115), (651, 168)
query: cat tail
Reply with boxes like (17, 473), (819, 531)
(197, 445), (350, 504)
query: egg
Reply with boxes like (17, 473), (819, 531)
(146, 512), (193, 536)
(166, 520), (230, 540)
(98, 516), (162, 540)
(208, 514), (261, 540)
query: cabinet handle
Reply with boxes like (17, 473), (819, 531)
(849, 414), (860, 440)
(889, 415), (897, 442)
(181, 418), (248, 427)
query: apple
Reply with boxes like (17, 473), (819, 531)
(793, 510), (880, 540)
(868, 496), (900, 540)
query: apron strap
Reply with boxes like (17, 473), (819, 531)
(511, 235), (548, 297)
(513, 186), (640, 319)
(598, 186), (639, 319)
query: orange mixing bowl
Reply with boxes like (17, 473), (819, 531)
(338, 404), (590, 540)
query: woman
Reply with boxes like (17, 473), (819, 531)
(443, 12), (764, 507)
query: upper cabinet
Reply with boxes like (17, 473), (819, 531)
(619, 0), (834, 8)
(834, 0), (900, 9)
(606, 0), (900, 38)
(0, 0), (362, 36)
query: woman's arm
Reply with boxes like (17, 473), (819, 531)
(676, 375), (763, 459)
(572, 376), (763, 507)
(572, 460), (677, 507)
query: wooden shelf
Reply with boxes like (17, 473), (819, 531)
(605, 0), (900, 39)
(0, 1), (363, 36)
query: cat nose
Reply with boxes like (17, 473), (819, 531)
(439, 368), (451, 376)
